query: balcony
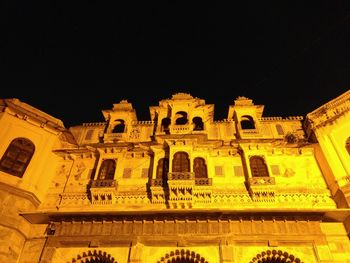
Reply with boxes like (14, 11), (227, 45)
(90, 179), (117, 205)
(247, 176), (275, 202)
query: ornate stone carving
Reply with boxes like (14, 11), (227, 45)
(249, 249), (304, 263)
(247, 177), (276, 202)
(90, 179), (117, 205)
(129, 128), (141, 139)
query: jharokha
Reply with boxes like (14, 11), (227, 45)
(1, 91), (350, 263)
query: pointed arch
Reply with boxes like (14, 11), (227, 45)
(249, 156), (269, 177)
(249, 249), (304, 263)
(157, 249), (209, 263)
(172, 152), (190, 173)
(0, 137), (35, 178)
(71, 249), (116, 263)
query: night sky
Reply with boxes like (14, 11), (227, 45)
(1, 1), (350, 128)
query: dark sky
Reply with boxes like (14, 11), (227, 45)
(1, 1), (350, 128)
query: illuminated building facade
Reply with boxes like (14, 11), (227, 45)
(1, 91), (350, 262)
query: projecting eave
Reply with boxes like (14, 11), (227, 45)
(20, 208), (350, 224)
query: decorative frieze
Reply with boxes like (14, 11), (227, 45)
(52, 219), (322, 238)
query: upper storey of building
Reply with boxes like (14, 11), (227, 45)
(70, 93), (305, 145)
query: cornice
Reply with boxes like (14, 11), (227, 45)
(20, 208), (350, 224)
(0, 181), (41, 207)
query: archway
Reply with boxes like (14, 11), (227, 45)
(249, 249), (303, 263)
(240, 115), (255, 129)
(157, 249), (208, 263)
(71, 250), (115, 263)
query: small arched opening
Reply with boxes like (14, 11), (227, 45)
(112, 119), (125, 133)
(175, 111), (188, 125)
(240, 115), (255, 129)
(192, 117), (204, 131)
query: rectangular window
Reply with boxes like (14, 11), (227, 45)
(215, 166), (223, 176)
(141, 168), (149, 178)
(123, 168), (132, 178)
(234, 166), (243, 176)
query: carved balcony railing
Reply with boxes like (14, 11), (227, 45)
(91, 179), (117, 188)
(168, 172), (194, 180)
(149, 178), (166, 204)
(238, 128), (261, 138)
(247, 176), (275, 202)
(195, 178), (212, 186)
(90, 179), (117, 205)
(168, 172), (194, 208)
(150, 178), (164, 187)
(170, 124), (191, 134)
(150, 173), (213, 207)
(248, 177), (275, 186)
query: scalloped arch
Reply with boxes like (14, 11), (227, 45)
(157, 249), (209, 263)
(249, 249), (304, 263)
(71, 249), (115, 263)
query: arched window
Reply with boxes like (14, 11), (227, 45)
(112, 119), (125, 133)
(175, 111), (188, 125)
(71, 250), (116, 263)
(249, 249), (304, 263)
(161, 118), (171, 134)
(192, 117), (204, 131)
(249, 156), (269, 177)
(194, 157), (207, 178)
(157, 249), (208, 263)
(275, 124), (284, 135)
(346, 137), (350, 155)
(240, 115), (255, 129)
(156, 158), (169, 179)
(172, 152), (190, 172)
(97, 159), (116, 180)
(0, 138), (35, 178)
